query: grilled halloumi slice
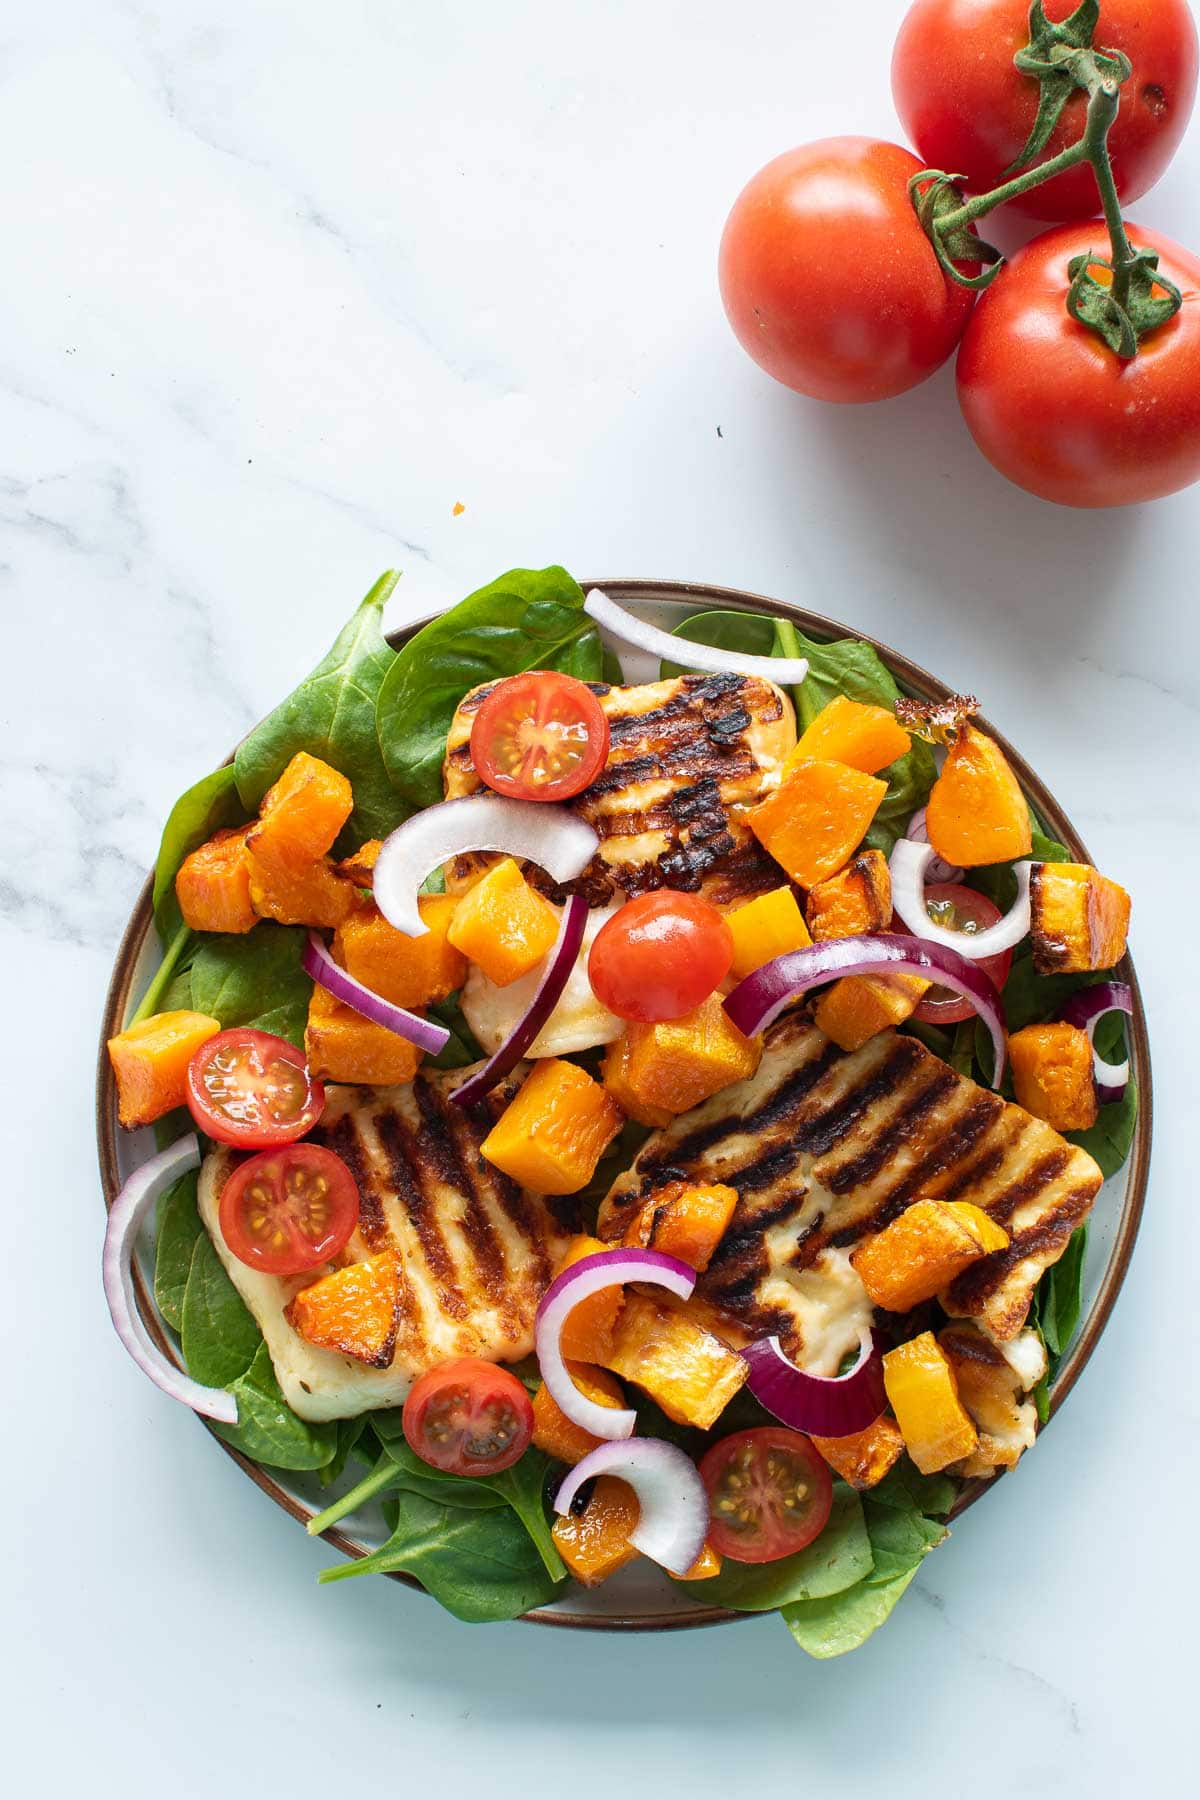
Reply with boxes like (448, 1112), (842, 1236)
(197, 1071), (572, 1422)
(599, 1010), (1103, 1374)
(443, 671), (796, 907)
(461, 901), (625, 1057)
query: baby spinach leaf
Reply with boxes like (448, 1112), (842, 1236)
(487, 1451), (567, 1582)
(675, 1484), (872, 1610)
(180, 1233), (261, 1389)
(426, 994), (484, 1070)
(1069, 1079), (1138, 1180)
(317, 1418), (367, 1490)
(554, 624), (608, 682)
(1038, 1225), (1089, 1359)
(189, 924), (313, 1047)
(151, 765), (246, 940)
(374, 565), (590, 811)
(211, 1342), (339, 1471)
(782, 1561), (925, 1658)
(153, 1171), (204, 1332)
(234, 571), (406, 846)
(660, 609), (777, 678)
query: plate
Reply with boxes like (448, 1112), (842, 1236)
(96, 579), (1152, 1632)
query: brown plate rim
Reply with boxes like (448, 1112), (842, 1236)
(96, 576), (1152, 1634)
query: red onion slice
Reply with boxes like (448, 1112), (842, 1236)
(302, 932), (450, 1056)
(890, 839), (1034, 960)
(1057, 981), (1134, 1103)
(452, 895), (589, 1107)
(102, 1135), (239, 1424)
(906, 807), (964, 883)
(741, 1331), (886, 1437)
(535, 1249), (697, 1439)
(724, 932), (1008, 1086)
(372, 795), (599, 937)
(554, 1437), (709, 1576)
(583, 587), (810, 687)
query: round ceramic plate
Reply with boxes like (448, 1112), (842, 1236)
(97, 579), (1152, 1632)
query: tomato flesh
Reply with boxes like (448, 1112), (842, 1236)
(700, 1427), (833, 1564)
(588, 891), (734, 1022)
(470, 671), (609, 802)
(186, 1027), (324, 1148)
(913, 884), (1013, 1025)
(218, 1144), (359, 1276)
(402, 1358), (534, 1476)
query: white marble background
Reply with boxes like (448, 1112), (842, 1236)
(3, 1), (1196, 1793)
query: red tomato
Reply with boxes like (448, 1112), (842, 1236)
(719, 137), (977, 404)
(218, 1144), (359, 1275)
(186, 1027), (324, 1148)
(957, 221), (1200, 507)
(402, 1358), (534, 1476)
(913, 884), (1013, 1025)
(893, 0), (1198, 222)
(700, 1427), (833, 1564)
(588, 891), (734, 1022)
(470, 671), (609, 802)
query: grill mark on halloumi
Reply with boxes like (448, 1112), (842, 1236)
(319, 1108), (390, 1251)
(373, 1105), (470, 1324)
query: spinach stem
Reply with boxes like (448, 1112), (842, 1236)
(307, 1455), (398, 1537)
(127, 925), (194, 1027)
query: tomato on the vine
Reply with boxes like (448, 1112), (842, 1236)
(912, 884), (1013, 1026)
(588, 891), (733, 1022)
(470, 671), (609, 803)
(893, 0), (1198, 222)
(700, 1427), (833, 1564)
(719, 138), (977, 404)
(402, 1358), (534, 1476)
(957, 221), (1200, 508)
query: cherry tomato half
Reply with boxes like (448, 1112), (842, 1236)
(470, 671), (609, 803)
(700, 1427), (833, 1564)
(186, 1027), (325, 1149)
(218, 1143), (359, 1276)
(402, 1358), (534, 1477)
(588, 891), (734, 1023)
(912, 884), (1013, 1026)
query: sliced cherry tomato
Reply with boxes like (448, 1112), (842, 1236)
(186, 1027), (325, 1149)
(700, 1426), (833, 1564)
(402, 1357), (534, 1477)
(588, 891), (734, 1023)
(218, 1143), (359, 1276)
(912, 883), (1013, 1025)
(470, 671), (609, 803)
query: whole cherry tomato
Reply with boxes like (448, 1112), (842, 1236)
(956, 221), (1200, 508)
(893, 0), (1198, 222)
(588, 891), (734, 1022)
(719, 137), (977, 404)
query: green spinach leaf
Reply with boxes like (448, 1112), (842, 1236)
(1038, 1225), (1089, 1359)
(189, 924), (313, 1048)
(318, 1418), (367, 1490)
(1069, 1079), (1138, 1179)
(151, 765), (246, 940)
(488, 1452), (567, 1582)
(180, 1232), (261, 1389)
(153, 1171), (204, 1332)
(426, 993), (485, 1070)
(211, 1342), (340, 1470)
(675, 1483), (872, 1610)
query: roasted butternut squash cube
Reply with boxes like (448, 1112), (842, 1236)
(747, 758), (887, 889)
(938, 1323), (1039, 1475)
(814, 973), (929, 1051)
(447, 857), (560, 987)
(600, 1293), (747, 1429)
(304, 982), (424, 1085)
(1029, 862), (1131, 974)
(812, 1414), (905, 1491)
(600, 1032), (675, 1128)
(332, 895), (465, 1010)
(480, 1059), (623, 1195)
(531, 1362), (626, 1465)
(255, 751), (354, 859)
(683, 1542), (723, 1580)
(882, 1331), (978, 1474)
(620, 1180), (739, 1273)
(806, 848), (892, 942)
(285, 1252), (403, 1368)
(107, 1009), (222, 1129)
(925, 723), (1031, 868)
(726, 886), (811, 981)
(333, 838), (383, 888)
(175, 825), (256, 934)
(605, 994), (761, 1120)
(552, 1477), (640, 1586)
(1009, 1022), (1099, 1131)
(852, 1198), (1010, 1313)
(789, 694), (911, 775)
(245, 831), (356, 928)
(557, 1234), (625, 1362)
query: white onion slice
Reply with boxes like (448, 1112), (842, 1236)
(102, 1136), (239, 1424)
(372, 795), (600, 937)
(890, 839), (1035, 961)
(906, 807), (964, 883)
(584, 588), (810, 687)
(534, 1249), (696, 1439)
(554, 1437), (709, 1576)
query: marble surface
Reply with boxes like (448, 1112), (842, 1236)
(4, 1), (1197, 1793)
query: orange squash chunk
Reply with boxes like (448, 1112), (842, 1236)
(332, 895), (465, 1009)
(1009, 1021), (1099, 1131)
(175, 825), (256, 934)
(599, 1032), (674, 1128)
(108, 1010), (222, 1129)
(334, 838), (383, 888)
(814, 972), (929, 1051)
(1029, 862), (1131, 974)
(726, 886), (811, 981)
(747, 758), (887, 889)
(605, 994), (761, 1120)
(447, 857), (560, 987)
(852, 1198), (1009, 1313)
(552, 1477), (641, 1586)
(812, 1414), (905, 1491)
(805, 848), (891, 942)
(882, 1331), (978, 1474)
(925, 723), (1031, 868)
(245, 831), (356, 928)
(600, 1293), (747, 1429)
(556, 1234), (625, 1362)
(620, 1181), (738, 1273)
(682, 1542), (723, 1580)
(304, 982), (424, 1085)
(285, 1252), (403, 1368)
(789, 694), (911, 775)
(531, 1362), (626, 1465)
(255, 752), (354, 860)
(480, 1059), (623, 1194)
